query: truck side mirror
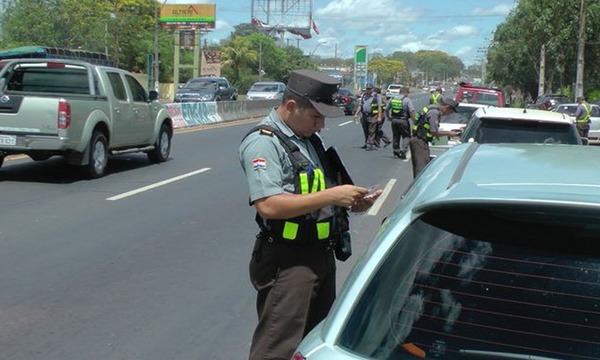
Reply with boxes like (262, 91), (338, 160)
(149, 90), (159, 101)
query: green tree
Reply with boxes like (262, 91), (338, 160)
(220, 36), (259, 84)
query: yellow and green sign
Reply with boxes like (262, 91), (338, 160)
(160, 4), (216, 29)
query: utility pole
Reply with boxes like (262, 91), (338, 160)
(575, 0), (586, 99)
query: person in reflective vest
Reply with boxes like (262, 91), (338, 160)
(239, 70), (381, 360)
(385, 86), (415, 159)
(574, 95), (592, 138)
(354, 84), (382, 150)
(409, 96), (461, 178)
(430, 86), (443, 104)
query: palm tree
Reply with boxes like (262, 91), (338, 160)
(220, 36), (258, 83)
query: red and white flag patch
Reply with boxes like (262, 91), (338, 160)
(252, 158), (267, 170)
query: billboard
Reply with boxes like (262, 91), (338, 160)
(160, 4), (216, 29)
(201, 50), (221, 76)
(354, 46), (368, 90)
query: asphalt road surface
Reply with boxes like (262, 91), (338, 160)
(0, 92), (441, 360)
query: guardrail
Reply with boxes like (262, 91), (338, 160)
(164, 99), (280, 129)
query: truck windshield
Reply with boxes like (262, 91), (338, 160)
(185, 80), (217, 90)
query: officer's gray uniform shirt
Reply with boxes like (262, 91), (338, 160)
(239, 108), (324, 204)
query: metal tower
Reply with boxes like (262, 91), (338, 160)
(251, 0), (314, 42)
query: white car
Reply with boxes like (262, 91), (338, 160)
(385, 84), (403, 98)
(245, 81), (286, 100)
(435, 103), (490, 146)
(554, 103), (600, 144)
(460, 107), (583, 145)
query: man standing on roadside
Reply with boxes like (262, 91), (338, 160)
(386, 86), (414, 159)
(574, 95), (592, 139)
(353, 84), (383, 150)
(239, 70), (381, 360)
(409, 96), (461, 178)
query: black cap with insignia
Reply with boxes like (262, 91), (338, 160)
(287, 69), (344, 118)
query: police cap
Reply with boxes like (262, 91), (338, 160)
(287, 70), (344, 118)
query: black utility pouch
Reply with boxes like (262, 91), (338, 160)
(334, 232), (352, 261)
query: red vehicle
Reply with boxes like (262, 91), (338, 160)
(455, 82), (505, 107)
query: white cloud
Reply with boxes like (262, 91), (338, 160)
(472, 4), (513, 16)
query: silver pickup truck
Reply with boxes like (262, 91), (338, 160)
(0, 59), (173, 178)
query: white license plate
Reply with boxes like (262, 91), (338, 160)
(0, 135), (16, 146)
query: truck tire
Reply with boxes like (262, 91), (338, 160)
(147, 123), (171, 163)
(85, 131), (108, 178)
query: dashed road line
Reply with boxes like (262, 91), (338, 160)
(106, 168), (211, 201)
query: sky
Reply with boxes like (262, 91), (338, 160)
(169, 0), (516, 67)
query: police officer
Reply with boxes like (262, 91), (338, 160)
(430, 86), (443, 104)
(574, 95), (592, 139)
(353, 83), (383, 150)
(409, 96), (461, 178)
(239, 70), (380, 360)
(385, 86), (414, 159)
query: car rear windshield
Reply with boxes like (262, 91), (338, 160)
(339, 214), (600, 359)
(468, 118), (579, 144)
(459, 91), (500, 106)
(185, 80), (217, 90)
(250, 84), (279, 92)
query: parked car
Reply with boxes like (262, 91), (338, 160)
(459, 107), (583, 145)
(245, 81), (286, 100)
(554, 103), (600, 145)
(333, 88), (357, 115)
(455, 82), (505, 107)
(173, 76), (238, 103)
(436, 103), (491, 146)
(294, 142), (600, 360)
(528, 94), (570, 110)
(385, 84), (403, 99)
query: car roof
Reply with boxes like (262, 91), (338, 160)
(456, 102), (490, 109)
(251, 81), (283, 85)
(473, 106), (572, 124)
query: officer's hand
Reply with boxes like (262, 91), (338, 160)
(351, 188), (383, 212)
(329, 185), (367, 208)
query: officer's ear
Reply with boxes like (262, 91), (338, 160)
(283, 98), (299, 114)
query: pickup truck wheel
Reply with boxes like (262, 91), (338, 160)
(148, 124), (171, 163)
(85, 131), (108, 178)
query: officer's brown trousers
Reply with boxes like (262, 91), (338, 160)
(248, 238), (336, 360)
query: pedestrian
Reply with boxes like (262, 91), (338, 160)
(373, 86), (391, 148)
(409, 96), (462, 178)
(574, 95), (592, 139)
(430, 86), (443, 104)
(386, 86), (414, 159)
(239, 69), (381, 360)
(353, 83), (383, 150)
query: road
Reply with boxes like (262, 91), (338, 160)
(0, 92), (438, 360)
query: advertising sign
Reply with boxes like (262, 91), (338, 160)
(354, 45), (368, 90)
(160, 4), (216, 29)
(201, 51), (221, 76)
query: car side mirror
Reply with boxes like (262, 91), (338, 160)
(149, 90), (158, 101)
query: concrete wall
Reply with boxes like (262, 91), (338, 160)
(164, 99), (279, 128)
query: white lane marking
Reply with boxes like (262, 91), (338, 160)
(338, 120), (354, 126)
(106, 168), (211, 201)
(367, 178), (396, 216)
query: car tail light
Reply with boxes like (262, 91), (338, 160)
(58, 98), (71, 129)
(291, 352), (306, 360)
